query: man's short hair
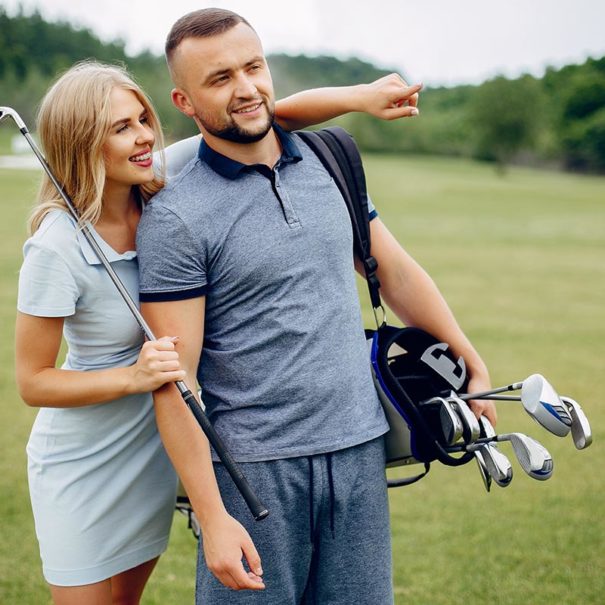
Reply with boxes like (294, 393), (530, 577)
(165, 8), (253, 65)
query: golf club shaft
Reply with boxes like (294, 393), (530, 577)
(458, 381), (523, 401)
(3, 107), (268, 521)
(473, 394), (521, 401)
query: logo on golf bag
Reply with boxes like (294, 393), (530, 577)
(420, 343), (466, 391)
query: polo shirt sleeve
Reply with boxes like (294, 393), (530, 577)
(367, 194), (378, 221)
(137, 201), (208, 302)
(18, 240), (79, 317)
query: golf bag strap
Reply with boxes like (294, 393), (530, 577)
(297, 127), (382, 310)
(387, 462), (431, 488)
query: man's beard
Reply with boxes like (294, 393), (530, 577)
(198, 99), (275, 144)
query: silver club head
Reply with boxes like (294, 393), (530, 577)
(521, 374), (572, 437)
(448, 394), (480, 443)
(0, 106), (26, 129)
(480, 444), (513, 487)
(501, 433), (554, 481)
(439, 398), (464, 445)
(560, 396), (592, 450)
(474, 450), (492, 492)
(423, 397), (464, 445)
(478, 415), (496, 438)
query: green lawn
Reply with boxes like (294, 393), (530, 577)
(0, 156), (603, 604)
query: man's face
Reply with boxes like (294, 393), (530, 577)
(172, 23), (275, 144)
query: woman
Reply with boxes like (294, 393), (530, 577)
(15, 60), (420, 604)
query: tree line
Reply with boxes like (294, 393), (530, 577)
(1, 8), (604, 173)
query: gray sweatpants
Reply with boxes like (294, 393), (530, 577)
(196, 437), (393, 605)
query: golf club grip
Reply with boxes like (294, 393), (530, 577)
(179, 387), (269, 521)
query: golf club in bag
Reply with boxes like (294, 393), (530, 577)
(0, 106), (268, 521)
(298, 126), (592, 490)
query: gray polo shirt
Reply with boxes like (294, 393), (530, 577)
(137, 126), (388, 462)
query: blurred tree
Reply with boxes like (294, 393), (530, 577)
(469, 75), (545, 172)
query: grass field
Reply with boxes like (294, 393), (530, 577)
(0, 155), (603, 604)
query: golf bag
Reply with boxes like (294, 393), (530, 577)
(298, 127), (476, 486)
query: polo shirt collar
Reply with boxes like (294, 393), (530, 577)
(76, 222), (137, 265)
(198, 123), (303, 180)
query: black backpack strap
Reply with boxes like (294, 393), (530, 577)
(297, 127), (383, 316)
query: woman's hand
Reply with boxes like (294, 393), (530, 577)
(128, 337), (186, 393)
(357, 73), (423, 120)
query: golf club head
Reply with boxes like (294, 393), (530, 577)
(560, 396), (593, 450)
(474, 450), (492, 492)
(521, 374), (572, 437)
(439, 399), (464, 445)
(448, 393), (480, 443)
(504, 433), (554, 481)
(422, 397), (464, 445)
(0, 106), (26, 129)
(480, 444), (513, 487)
(478, 415), (496, 439)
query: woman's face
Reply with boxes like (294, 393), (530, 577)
(103, 87), (156, 190)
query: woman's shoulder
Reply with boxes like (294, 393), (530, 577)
(26, 209), (78, 254)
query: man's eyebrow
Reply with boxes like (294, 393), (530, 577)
(203, 56), (265, 84)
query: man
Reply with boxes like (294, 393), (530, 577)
(137, 8), (495, 604)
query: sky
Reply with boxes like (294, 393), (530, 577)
(2, 0), (605, 86)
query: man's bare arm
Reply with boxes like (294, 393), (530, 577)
(356, 218), (496, 424)
(142, 297), (264, 591)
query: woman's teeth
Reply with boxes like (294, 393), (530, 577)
(130, 151), (151, 162)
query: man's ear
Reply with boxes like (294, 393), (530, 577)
(171, 88), (195, 117)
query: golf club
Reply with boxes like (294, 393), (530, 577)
(477, 416), (512, 488)
(421, 397), (464, 445)
(449, 432), (553, 481)
(480, 444), (514, 486)
(560, 396), (592, 450)
(460, 374), (571, 438)
(474, 449), (492, 492)
(447, 393), (480, 443)
(0, 106), (269, 521)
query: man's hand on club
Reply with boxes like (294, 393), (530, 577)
(466, 373), (498, 427)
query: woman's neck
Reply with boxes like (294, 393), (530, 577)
(95, 186), (141, 253)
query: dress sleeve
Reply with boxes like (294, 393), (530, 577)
(17, 240), (79, 317)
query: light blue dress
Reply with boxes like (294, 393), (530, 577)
(18, 209), (178, 586)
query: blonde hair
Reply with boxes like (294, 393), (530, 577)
(29, 61), (165, 234)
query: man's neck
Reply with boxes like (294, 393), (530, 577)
(199, 127), (282, 168)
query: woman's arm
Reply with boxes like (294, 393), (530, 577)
(274, 73), (422, 131)
(15, 312), (185, 408)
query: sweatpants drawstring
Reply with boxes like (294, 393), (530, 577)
(326, 452), (336, 539)
(308, 456), (315, 544)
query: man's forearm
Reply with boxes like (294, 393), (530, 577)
(380, 253), (489, 383)
(153, 379), (226, 523)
